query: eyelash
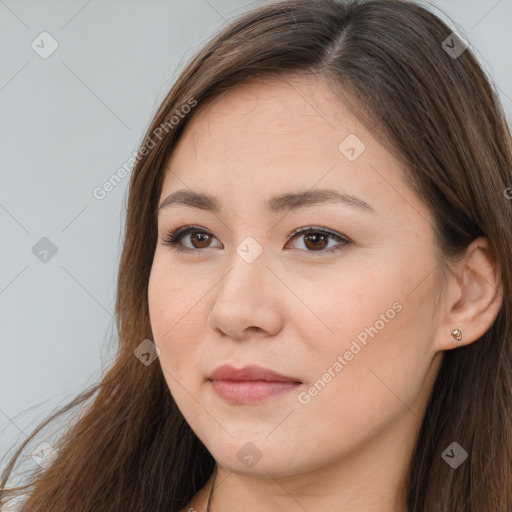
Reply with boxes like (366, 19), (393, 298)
(159, 225), (350, 257)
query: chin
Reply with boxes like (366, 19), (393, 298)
(203, 436), (315, 478)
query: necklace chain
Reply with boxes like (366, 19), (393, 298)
(205, 466), (216, 512)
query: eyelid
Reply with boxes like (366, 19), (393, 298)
(288, 225), (347, 240)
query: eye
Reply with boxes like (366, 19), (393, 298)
(160, 225), (221, 252)
(159, 225), (350, 256)
(286, 226), (350, 255)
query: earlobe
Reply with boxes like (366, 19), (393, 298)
(437, 237), (503, 351)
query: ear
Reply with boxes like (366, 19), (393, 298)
(434, 237), (503, 352)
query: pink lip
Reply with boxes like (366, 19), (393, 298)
(208, 364), (302, 404)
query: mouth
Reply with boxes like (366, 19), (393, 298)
(207, 364), (302, 404)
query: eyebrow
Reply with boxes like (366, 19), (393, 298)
(158, 188), (377, 215)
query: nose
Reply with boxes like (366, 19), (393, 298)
(207, 248), (284, 340)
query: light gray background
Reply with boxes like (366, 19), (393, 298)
(1, 0), (511, 469)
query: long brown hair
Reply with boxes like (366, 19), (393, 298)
(2, 0), (511, 510)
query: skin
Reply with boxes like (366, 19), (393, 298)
(147, 73), (502, 512)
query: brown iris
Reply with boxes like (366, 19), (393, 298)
(190, 232), (211, 249)
(303, 232), (329, 251)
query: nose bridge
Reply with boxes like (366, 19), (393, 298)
(207, 239), (283, 338)
(221, 236), (272, 301)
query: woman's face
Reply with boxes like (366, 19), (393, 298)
(148, 75), (446, 479)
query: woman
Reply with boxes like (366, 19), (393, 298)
(2, 0), (511, 510)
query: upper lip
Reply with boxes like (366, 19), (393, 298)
(208, 364), (301, 383)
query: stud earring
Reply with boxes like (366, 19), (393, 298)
(451, 328), (462, 342)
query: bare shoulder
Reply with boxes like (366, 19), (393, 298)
(178, 487), (209, 512)
(179, 500), (208, 512)
(178, 469), (215, 512)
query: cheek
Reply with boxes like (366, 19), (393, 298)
(148, 256), (203, 334)
(292, 309), (427, 457)
(287, 267), (395, 361)
(148, 262), (203, 378)
(295, 267), (431, 407)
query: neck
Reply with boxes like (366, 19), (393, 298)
(202, 415), (416, 512)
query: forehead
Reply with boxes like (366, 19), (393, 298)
(159, 74), (427, 223)
(171, 75), (364, 165)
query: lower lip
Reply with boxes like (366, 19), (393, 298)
(210, 379), (301, 404)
